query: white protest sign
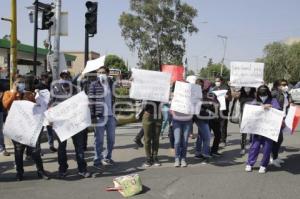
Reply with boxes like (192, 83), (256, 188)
(82, 55), (106, 75)
(241, 104), (284, 142)
(230, 62), (264, 88)
(170, 81), (202, 114)
(290, 88), (300, 102)
(34, 89), (50, 113)
(130, 69), (171, 103)
(213, 90), (228, 111)
(283, 106), (297, 135)
(3, 101), (44, 147)
(45, 91), (91, 142)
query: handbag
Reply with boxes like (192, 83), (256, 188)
(229, 99), (241, 124)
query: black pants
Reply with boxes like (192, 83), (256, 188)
(168, 125), (175, 149)
(82, 128), (88, 150)
(272, 131), (283, 160)
(13, 140), (44, 174)
(209, 119), (221, 153)
(220, 118), (228, 143)
(57, 132), (87, 173)
(135, 128), (144, 141)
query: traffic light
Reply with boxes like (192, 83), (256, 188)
(85, 1), (98, 35)
(42, 7), (54, 30)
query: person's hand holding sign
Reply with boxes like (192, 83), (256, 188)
(262, 104), (272, 110)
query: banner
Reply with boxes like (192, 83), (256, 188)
(170, 81), (202, 114)
(213, 90), (228, 111)
(130, 69), (171, 102)
(3, 101), (44, 147)
(161, 65), (184, 83)
(230, 62), (264, 88)
(240, 104), (284, 142)
(45, 91), (91, 142)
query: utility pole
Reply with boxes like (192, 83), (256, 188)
(52, 0), (61, 80)
(33, 0), (38, 76)
(217, 35), (228, 76)
(9, 0), (17, 89)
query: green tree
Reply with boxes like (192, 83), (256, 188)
(104, 54), (128, 73)
(199, 63), (230, 81)
(119, 0), (198, 70)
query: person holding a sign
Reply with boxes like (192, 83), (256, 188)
(270, 79), (290, 168)
(88, 66), (117, 168)
(50, 70), (90, 178)
(245, 85), (282, 174)
(212, 76), (231, 147)
(2, 76), (49, 181)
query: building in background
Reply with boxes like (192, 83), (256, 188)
(0, 38), (76, 79)
(63, 51), (100, 75)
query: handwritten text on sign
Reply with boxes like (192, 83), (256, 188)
(170, 81), (202, 114)
(3, 101), (44, 147)
(230, 62), (264, 88)
(45, 91), (91, 142)
(130, 69), (171, 103)
(240, 104), (284, 142)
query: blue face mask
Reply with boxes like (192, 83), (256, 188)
(17, 83), (26, 92)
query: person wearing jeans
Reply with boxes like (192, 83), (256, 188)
(172, 111), (193, 167)
(195, 119), (211, 159)
(88, 66), (116, 168)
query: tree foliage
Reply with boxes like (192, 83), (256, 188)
(105, 54), (128, 73)
(259, 42), (300, 83)
(198, 59), (230, 81)
(119, 0), (198, 70)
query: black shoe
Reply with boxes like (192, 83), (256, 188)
(211, 152), (222, 157)
(16, 173), (23, 181)
(78, 171), (91, 178)
(152, 158), (161, 167)
(143, 159), (152, 167)
(37, 170), (50, 180)
(194, 154), (204, 160)
(134, 139), (144, 148)
(49, 146), (57, 153)
(58, 171), (68, 179)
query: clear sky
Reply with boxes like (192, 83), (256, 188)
(1, 0), (300, 73)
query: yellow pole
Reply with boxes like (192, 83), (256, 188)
(10, 0), (17, 89)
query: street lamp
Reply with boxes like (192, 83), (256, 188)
(217, 34), (228, 76)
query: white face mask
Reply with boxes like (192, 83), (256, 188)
(17, 83), (26, 92)
(215, 82), (221, 87)
(281, 86), (289, 93)
(244, 87), (251, 93)
(259, 96), (268, 103)
(98, 74), (107, 83)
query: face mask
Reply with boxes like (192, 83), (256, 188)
(215, 82), (221, 87)
(17, 83), (26, 92)
(281, 86), (289, 93)
(244, 87), (251, 93)
(98, 74), (107, 82)
(259, 96), (268, 103)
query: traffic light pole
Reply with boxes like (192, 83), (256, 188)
(10, 0), (17, 88)
(33, 0), (38, 76)
(84, 31), (89, 66)
(52, 0), (61, 80)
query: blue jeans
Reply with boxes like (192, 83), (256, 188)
(46, 126), (55, 147)
(160, 105), (170, 135)
(173, 120), (192, 160)
(195, 120), (211, 156)
(0, 112), (5, 151)
(94, 116), (116, 166)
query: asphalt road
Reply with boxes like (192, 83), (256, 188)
(0, 123), (300, 199)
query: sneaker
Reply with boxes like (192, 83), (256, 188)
(174, 158), (180, 167)
(181, 159), (188, 167)
(101, 159), (114, 166)
(240, 149), (246, 155)
(153, 158), (161, 167)
(0, 150), (10, 156)
(277, 158), (284, 164)
(134, 139), (144, 148)
(245, 165), (252, 172)
(258, 166), (266, 174)
(220, 142), (227, 147)
(271, 159), (281, 168)
(49, 146), (57, 153)
(143, 159), (152, 167)
(211, 152), (222, 157)
(194, 154), (204, 160)
(202, 154), (213, 159)
(37, 170), (50, 180)
(78, 171), (91, 178)
(16, 173), (23, 181)
(58, 171), (68, 179)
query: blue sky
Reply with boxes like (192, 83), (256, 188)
(1, 0), (300, 72)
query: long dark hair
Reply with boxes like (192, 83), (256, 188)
(240, 87), (256, 98)
(256, 85), (272, 102)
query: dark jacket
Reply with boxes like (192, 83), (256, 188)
(49, 80), (77, 107)
(271, 89), (290, 113)
(88, 78), (115, 118)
